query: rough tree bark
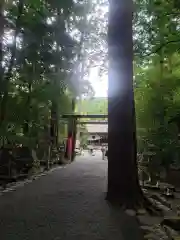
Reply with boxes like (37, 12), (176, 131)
(106, 0), (143, 207)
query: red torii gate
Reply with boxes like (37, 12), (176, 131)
(61, 114), (107, 161)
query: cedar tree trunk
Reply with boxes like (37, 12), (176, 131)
(107, 0), (143, 207)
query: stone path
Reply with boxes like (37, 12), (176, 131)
(0, 152), (143, 240)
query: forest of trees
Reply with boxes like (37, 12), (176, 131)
(0, 0), (106, 165)
(1, 0), (180, 237)
(134, 0), (180, 192)
(1, 0), (180, 211)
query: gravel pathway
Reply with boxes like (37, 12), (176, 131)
(0, 153), (143, 240)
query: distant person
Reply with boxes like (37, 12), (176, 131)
(101, 146), (106, 160)
(89, 146), (93, 155)
(81, 148), (84, 155)
(105, 148), (108, 159)
(90, 148), (93, 154)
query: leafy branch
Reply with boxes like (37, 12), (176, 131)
(137, 39), (180, 58)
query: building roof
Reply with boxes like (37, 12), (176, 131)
(86, 124), (108, 133)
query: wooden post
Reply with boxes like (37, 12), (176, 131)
(72, 118), (77, 161)
(66, 98), (76, 161)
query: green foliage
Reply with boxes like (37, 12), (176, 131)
(134, 0), (180, 58)
(0, 0), (97, 151)
(135, 60), (180, 172)
(133, 0), (180, 181)
(76, 97), (107, 115)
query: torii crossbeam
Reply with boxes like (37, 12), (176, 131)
(61, 114), (107, 119)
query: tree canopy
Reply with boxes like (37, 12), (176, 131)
(134, 0), (180, 175)
(0, 0), (104, 148)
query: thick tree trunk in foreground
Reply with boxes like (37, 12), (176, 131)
(107, 0), (143, 206)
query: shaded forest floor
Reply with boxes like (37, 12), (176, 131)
(0, 160), (70, 192)
(135, 181), (180, 239)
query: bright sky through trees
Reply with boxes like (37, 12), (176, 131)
(89, 67), (108, 97)
(88, 0), (108, 97)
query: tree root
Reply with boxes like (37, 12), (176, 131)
(141, 195), (163, 216)
(105, 190), (163, 216)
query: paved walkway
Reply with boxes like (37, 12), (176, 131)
(0, 153), (143, 240)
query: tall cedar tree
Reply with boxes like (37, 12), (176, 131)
(107, 0), (143, 207)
